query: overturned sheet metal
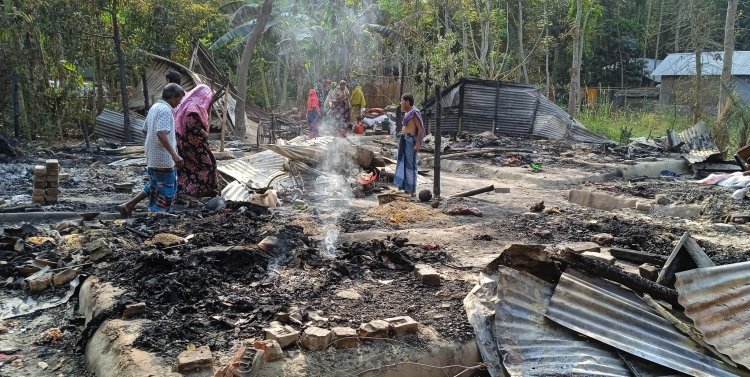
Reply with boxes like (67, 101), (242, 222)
(218, 137), (337, 189)
(676, 261), (750, 370)
(667, 121), (722, 164)
(218, 156), (288, 189)
(494, 267), (630, 376)
(94, 109), (146, 143)
(546, 270), (749, 377)
(423, 78), (611, 144)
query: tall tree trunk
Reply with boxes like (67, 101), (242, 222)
(716, 0), (739, 151)
(674, 1), (683, 52)
(95, 55), (105, 113)
(235, 0), (273, 140)
(260, 65), (271, 109)
(568, 0), (583, 115)
(642, 0), (653, 85)
(462, 4), (469, 76)
(691, 0), (702, 125)
(111, 0), (131, 142)
(544, 0), (550, 98)
(654, 0), (664, 76)
(12, 69), (21, 139)
(517, 0), (529, 84)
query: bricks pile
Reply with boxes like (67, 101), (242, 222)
(32, 159), (60, 204)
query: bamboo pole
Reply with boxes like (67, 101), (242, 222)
(221, 85), (228, 152)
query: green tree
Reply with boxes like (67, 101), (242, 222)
(211, 0), (274, 140)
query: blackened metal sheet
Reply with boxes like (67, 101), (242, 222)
(546, 270), (749, 377)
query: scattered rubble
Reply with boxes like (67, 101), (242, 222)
(3, 127), (750, 377)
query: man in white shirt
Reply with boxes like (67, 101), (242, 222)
(118, 83), (185, 217)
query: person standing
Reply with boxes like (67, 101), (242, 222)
(173, 84), (218, 198)
(118, 83), (185, 217)
(306, 89), (321, 138)
(166, 71), (182, 84)
(394, 93), (425, 196)
(333, 80), (351, 132)
(349, 82), (366, 123)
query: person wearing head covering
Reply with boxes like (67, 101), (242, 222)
(307, 89), (321, 138)
(173, 84), (218, 198)
(324, 81), (336, 113)
(394, 93), (425, 196)
(333, 80), (351, 132)
(349, 83), (366, 123)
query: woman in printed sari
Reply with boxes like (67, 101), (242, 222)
(332, 80), (351, 133)
(307, 89), (321, 138)
(173, 84), (218, 198)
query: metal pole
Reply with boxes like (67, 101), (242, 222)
(433, 85), (441, 199)
(220, 85), (228, 152)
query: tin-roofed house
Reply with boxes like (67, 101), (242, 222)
(651, 51), (750, 107)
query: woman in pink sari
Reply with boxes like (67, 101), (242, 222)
(173, 84), (218, 198)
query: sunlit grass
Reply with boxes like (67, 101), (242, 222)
(577, 103), (693, 143)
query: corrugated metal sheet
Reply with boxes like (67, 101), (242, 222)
(94, 109), (146, 143)
(494, 267), (631, 376)
(221, 180), (251, 201)
(217, 151), (287, 188)
(651, 52), (750, 77)
(423, 78), (611, 144)
(546, 270), (750, 377)
(675, 261), (750, 370)
(668, 122), (722, 164)
(217, 137), (334, 189)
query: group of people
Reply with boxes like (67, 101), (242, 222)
(117, 71), (219, 217)
(118, 72), (425, 216)
(306, 79), (367, 138)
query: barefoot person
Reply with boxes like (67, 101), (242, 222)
(394, 93), (425, 196)
(118, 83), (185, 217)
(173, 84), (218, 198)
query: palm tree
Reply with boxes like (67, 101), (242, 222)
(210, 0), (274, 140)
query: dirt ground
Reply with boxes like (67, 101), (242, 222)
(2, 135), (750, 376)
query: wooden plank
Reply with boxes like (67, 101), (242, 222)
(656, 232), (715, 288)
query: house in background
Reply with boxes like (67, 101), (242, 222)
(651, 51), (750, 107)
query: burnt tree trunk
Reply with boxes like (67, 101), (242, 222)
(554, 249), (679, 306)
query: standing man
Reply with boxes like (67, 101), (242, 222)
(118, 83), (185, 217)
(394, 93), (425, 196)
